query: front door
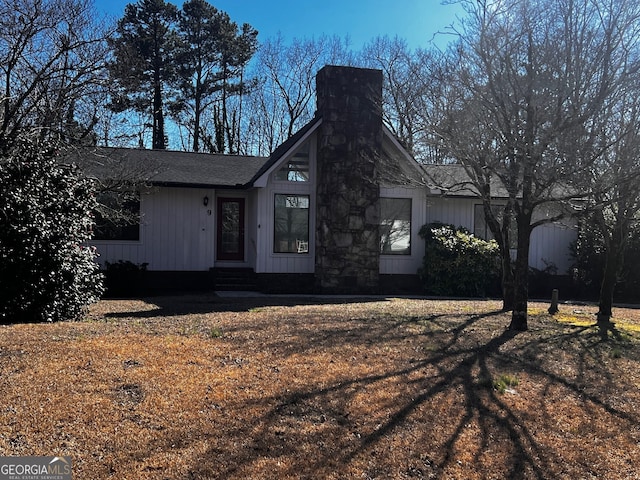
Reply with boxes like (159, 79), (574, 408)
(217, 198), (245, 261)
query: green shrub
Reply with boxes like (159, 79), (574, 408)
(418, 223), (500, 297)
(103, 260), (148, 298)
(493, 374), (519, 394)
(0, 135), (104, 323)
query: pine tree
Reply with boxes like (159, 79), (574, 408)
(173, 0), (257, 153)
(108, 0), (179, 150)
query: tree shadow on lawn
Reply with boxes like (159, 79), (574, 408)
(100, 294), (399, 319)
(170, 310), (639, 479)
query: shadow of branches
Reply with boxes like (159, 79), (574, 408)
(86, 296), (640, 479)
(159, 302), (638, 479)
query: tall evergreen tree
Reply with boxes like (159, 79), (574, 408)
(173, 0), (257, 153)
(172, 0), (218, 152)
(109, 0), (178, 150)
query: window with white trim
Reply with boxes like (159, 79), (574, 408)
(380, 198), (411, 255)
(274, 194), (310, 253)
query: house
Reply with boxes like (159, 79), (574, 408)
(422, 164), (578, 275)
(84, 65), (576, 295)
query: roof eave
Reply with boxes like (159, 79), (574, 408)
(149, 181), (251, 189)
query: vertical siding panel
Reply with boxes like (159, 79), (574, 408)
(168, 188), (177, 271)
(155, 188), (166, 270)
(92, 186), (219, 272)
(179, 190), (190, 269)
(198, 188), (214, 270)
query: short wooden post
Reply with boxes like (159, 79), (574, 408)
(548, 288), (559, 315)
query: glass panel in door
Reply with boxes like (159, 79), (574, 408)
(217, 198), (245, 261)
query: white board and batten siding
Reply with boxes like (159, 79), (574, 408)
(92, 186), (216, 271)
(425, 196), (577, 274)
(379, 186), (428, 275)
(253, 161), (316, 275)
(528, 222), (576, 274)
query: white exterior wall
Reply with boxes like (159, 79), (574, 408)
(425, 196), (475, 229)
(254, 135), (317, 274)
(93, 186), (260, 271)
(379, 186), (427, 275)
(92, 186), (216, 271)
(425, 196), (577, 274)
(91, 183), (576, 276)
(528, 221), (577, 273)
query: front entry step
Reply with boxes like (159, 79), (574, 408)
(210, 268), (257, 291)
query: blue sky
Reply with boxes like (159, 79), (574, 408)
(95, 0), (463, 50)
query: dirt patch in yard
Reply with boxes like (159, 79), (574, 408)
(1, 295), (639, 479)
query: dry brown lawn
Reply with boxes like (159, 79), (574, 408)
(1, 294), (639, 479)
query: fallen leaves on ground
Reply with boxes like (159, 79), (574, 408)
(1, 295), (639, 479)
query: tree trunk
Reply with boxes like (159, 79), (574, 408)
(501, 249), (515, 311)
(152, 77), (165, 150)
(597, 228), (624, 323)
(509, 260), (529, 330)
(193, 85), (202, 152)
(509, 217), (531, 331)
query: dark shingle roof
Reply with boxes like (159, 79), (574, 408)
(75, 147), (269, 188)
(421, 164), (509, 198)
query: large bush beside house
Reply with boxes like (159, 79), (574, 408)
(0, 135), (104, 323)
(419, 223), (501, 297)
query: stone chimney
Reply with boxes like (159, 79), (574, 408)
(314, 65), (383, 293)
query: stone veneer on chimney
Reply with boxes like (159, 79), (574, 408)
(314, 65), (383, 293)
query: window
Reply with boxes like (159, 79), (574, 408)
(274, 194), (310, 253)
(93, 192), (140, 241)
(274, 141), (310, 182)
(380, 198), (411, 255)
(474, 204), (516, 248)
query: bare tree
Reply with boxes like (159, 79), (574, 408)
(359, 36), (446, 163)
(432, 0), (640, 330)
(245, 34), (354, 155)
(0, 0), (110, 145)
(582, 76), (640, 323)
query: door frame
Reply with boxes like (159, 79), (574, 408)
(216, 197), (245, 261)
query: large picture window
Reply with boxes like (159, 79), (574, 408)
(274, 194), (310, 253)
(380, 198), (411, 255)
(93, 192), (140, 241)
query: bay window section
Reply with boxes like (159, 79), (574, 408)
(380, 198), (411, 255)
(274, 194), (310, 253)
